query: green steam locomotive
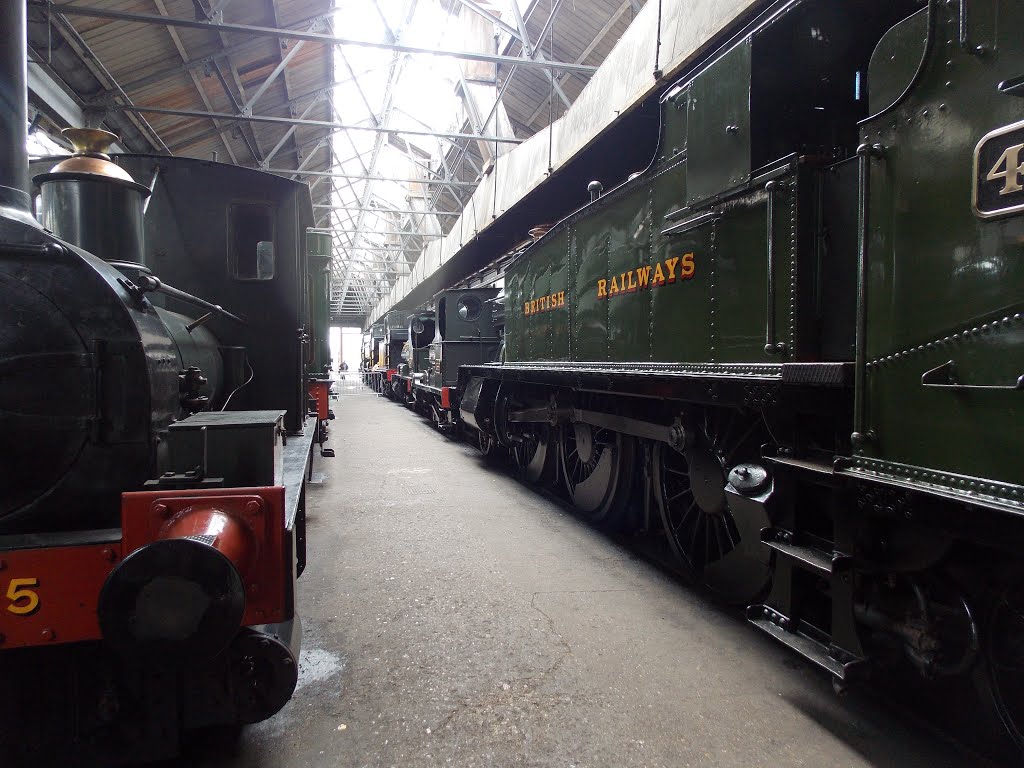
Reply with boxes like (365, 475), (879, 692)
(459, 0), (1024, 751)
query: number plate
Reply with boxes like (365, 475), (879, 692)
(0, 543), (119, 647)
(973, 119), (1024, 219)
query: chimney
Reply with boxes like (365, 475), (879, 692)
(0, 1), (30, 214)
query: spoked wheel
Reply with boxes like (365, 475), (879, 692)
(653, 409), (770, 604)
(558, 423), (636, 525)
(476, 429), (495, 457)
(511, 424), (555, 485)
(985, 585), (1024, 753)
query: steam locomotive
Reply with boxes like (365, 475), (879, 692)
(391, 289), (503, 436)
(0, 4), (329, 763)
(442, 0), (1024, 753)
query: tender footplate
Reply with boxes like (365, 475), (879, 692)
(746, 604), (866, 682)
(760, 527), (851, 577)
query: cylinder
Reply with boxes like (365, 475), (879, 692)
(0, 1), (30, 212)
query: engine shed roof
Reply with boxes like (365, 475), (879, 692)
(26, 0), (646, 322)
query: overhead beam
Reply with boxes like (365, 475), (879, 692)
(241, 21), (318, 115)
(45, 9), (169, 153)
(425, 0), (565, 214)
(106, 104), (523, 144)
(152, 0), (238, 164)
(263, 92), (324, 165)
(40, 4), (599, 74)
(509, 0), (572, 109)
(454, 0), (522, 41)
(319, 247), (423, 253)
(525, 0), (631, 126)
(276, 169), (477, 187)
(313, 205), (459, 217)
(333, 230), (441, 238)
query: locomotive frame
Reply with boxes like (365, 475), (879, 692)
(449, 0), (1024, 753)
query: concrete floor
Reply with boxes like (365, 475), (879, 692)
(185, 383), (990, 768)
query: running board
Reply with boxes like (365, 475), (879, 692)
(761, 527), (851, 577)
(746, 605), (866, 682)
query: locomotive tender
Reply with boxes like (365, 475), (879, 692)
(453, 0), (1024, 749)
(0, 4), (326, 762)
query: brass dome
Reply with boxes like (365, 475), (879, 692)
(48, 128), (136, 183)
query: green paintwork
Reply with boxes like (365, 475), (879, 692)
(504, 0), (1024, 505)
(860, 0), (1024, 489)
(868, 8), (927, 115)
(305, 231), (332, 375)
(687, 40), (753, 206)
(506, 50), (797, 368)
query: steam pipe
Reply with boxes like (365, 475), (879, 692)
(0, 1), (31, 212)
(107, 263), (248, 325)
(146, 277), (248, 325)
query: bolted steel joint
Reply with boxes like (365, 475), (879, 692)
(850, 430), (877, 449)
(856, 142), (885, 160)
(667, 420), (689, 452)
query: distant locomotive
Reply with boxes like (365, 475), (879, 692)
(443, 0), (1024, 753)
(0, 5), (329, 763)
(385, 289), (504, 439)
(373, 310), (413, 400)
(394, 308), (437, 405)
(416, 289), (503, 434)
(306, 232), (336, 458)
(361, 322), (385, 390)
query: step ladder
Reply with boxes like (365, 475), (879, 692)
(747, 456), (868, 683)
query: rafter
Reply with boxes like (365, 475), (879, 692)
(39, 4), (599, 74)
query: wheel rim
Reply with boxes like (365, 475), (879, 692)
(512, 424), (551, 485)
(653, 410), (770, 604)
(477, 430), (493, 456)
(559, 423), (631, 521)
(986, 586), (1024, 751)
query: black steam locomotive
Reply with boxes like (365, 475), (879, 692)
(0, 5), (328, 763)
(390, 288), (503, 437)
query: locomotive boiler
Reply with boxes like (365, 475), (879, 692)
(0, 4), (324, 763)
(456, 0), (1024, 753)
